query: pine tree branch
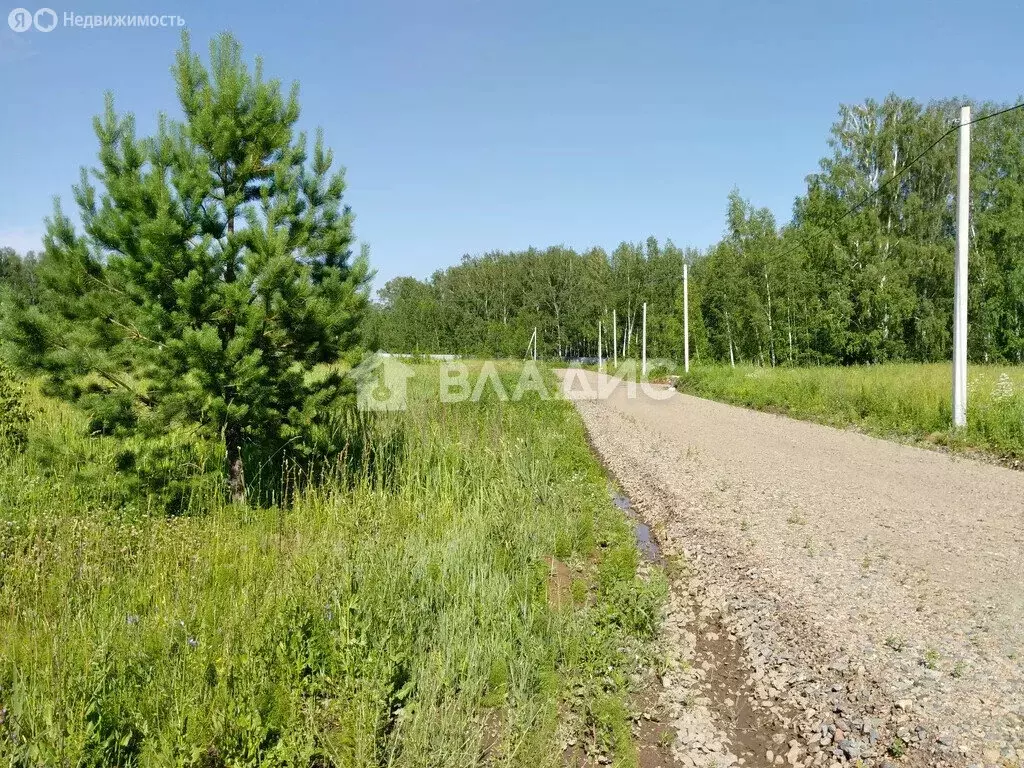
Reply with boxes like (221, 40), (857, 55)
(46, 336), (156, 407)
(94, 369), (156, 407)
(105, 316), (166, 349)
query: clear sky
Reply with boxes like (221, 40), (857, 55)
(1, 0), (1022, 291)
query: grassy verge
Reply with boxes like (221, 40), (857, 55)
(675, 362), (1024, 462)
(0, 363), (665, 766)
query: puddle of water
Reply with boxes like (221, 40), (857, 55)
(633, 522), (662, 563)
(605, 484), (786, 761)
(607, 491), (785, 761)
(611, 491), (663, 563)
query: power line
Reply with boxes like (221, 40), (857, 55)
(765, 101), (1024, 263)
(965, 101), (1024, 126)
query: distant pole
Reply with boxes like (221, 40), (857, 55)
(683, 262), (690, 374)
(612, 309), (617, 368)
(598, 319), (603, 371)
(641, 302), (647, 377)
(953, 105), (970, 429)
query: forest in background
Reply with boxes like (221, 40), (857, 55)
(363, 95), (1024, 366)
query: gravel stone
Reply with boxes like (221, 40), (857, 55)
(564, 371), (1024, 768)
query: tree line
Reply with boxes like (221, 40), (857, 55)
(366, 95), (1024, 365)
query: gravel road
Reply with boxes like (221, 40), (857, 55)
(560, 370), (1024, 768)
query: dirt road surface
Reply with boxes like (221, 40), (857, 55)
(560, 369), (1024, 768)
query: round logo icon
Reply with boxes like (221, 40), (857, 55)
(34, 7), (58, 31)
(7, 7), (33, 31)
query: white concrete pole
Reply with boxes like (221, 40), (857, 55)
(683, 262), (690, 374)
(598, 319), (603, 371)
(642, 302), (648, 377)
(953, 105), (970, 428)
(612, 309), (617, 368)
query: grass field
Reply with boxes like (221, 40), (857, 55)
(0, 363), (665, 766)
(675, 362), (1024, 461)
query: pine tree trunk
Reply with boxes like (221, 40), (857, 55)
(223, 200), (245, 504)
(226, 422), (246, 504)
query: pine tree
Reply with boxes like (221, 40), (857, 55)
(1, 32), (369, 503)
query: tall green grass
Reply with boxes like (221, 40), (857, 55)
(676, 363), (1024, 460)
(0, 363), (664, 766)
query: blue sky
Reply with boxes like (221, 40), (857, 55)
(1, 0), (1022, 292)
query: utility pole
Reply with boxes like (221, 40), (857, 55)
(598, 319), (603, 371)
(641, 302), (647, 378)
(953, 105), (970, 429)
(612, 309), (617, 368)
(683, 262), (690, 373)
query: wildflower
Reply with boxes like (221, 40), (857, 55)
(126, 614), (139, 626)
(187, 637), (199, 649)
(993, 373), (1014, 401)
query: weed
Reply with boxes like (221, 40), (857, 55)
(662, 552), (691, 580)
(888, 738), (907, 758)
(0, 361), (29, 457)
(884, 635), (906, 652)
(570, 577), (588, 605)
